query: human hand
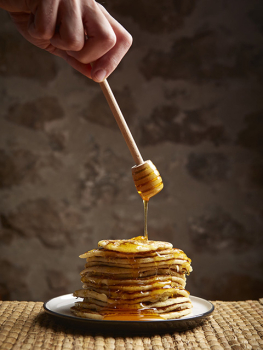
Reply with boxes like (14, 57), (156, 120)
(1, 0), (132, 82)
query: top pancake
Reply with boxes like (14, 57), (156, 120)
(96, 236), (173, 253)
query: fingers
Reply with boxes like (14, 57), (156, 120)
(90, 4), (133, 82)
(50, 0), (85, 51)
(27, 0), (59, 40)
(27, 0), (85, 51)
(68, 2), (132, 82)
(63, 54), (93, 78)
(45, 44), (93, 78)
(67, 1), (117, 68)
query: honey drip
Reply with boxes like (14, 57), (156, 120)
(143, 200), (149, 240)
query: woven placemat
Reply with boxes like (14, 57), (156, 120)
(0, 300), (262, 350)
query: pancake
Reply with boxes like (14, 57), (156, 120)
(81, 274), (186, 286)
(71, 236), (193, 321)
(80, 248), (176, 259)
(82, 278), (185, 291)
(97, 236), (173, 253)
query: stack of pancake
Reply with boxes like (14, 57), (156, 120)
(71, 236), (193, 320)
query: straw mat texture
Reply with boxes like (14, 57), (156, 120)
(0, 300), (262, 350)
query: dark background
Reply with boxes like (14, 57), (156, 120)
(0, 0), (263, 302)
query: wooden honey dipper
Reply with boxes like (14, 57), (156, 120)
(99, 80), (163, 201)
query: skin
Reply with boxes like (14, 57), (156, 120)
(0, 0), (133, 81)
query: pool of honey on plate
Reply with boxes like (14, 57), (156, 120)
(102, 309), (165, 321)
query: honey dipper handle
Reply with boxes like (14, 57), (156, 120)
(99, 80), (143, 165)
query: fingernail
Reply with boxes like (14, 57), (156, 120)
(92, 69), (106, 82)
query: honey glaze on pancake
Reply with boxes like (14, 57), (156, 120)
(98, 236), (173, 253)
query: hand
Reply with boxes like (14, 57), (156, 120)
(1, 0), (132, 81)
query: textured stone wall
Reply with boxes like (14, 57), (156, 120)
(0, 0), (263, 302)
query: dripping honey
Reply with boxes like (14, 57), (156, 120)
(143, 199), (148, 240)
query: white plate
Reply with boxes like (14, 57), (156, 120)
(44, 294), (214, 332)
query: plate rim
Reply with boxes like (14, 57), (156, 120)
(43, 294), (214, 324)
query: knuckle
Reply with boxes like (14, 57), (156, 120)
(44, 43), (56, 54)
(51, 30), (84, 52)
(66, 35), (84, 51)
(70, 52), (87, 64)
(125, 32), (133, 49)
(29, 25), (53, 40)
(97, 3), (106, 12)
(101, 31), (117, 50)
(41, 32), (53, 40)
(117, 30), (133, 51)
